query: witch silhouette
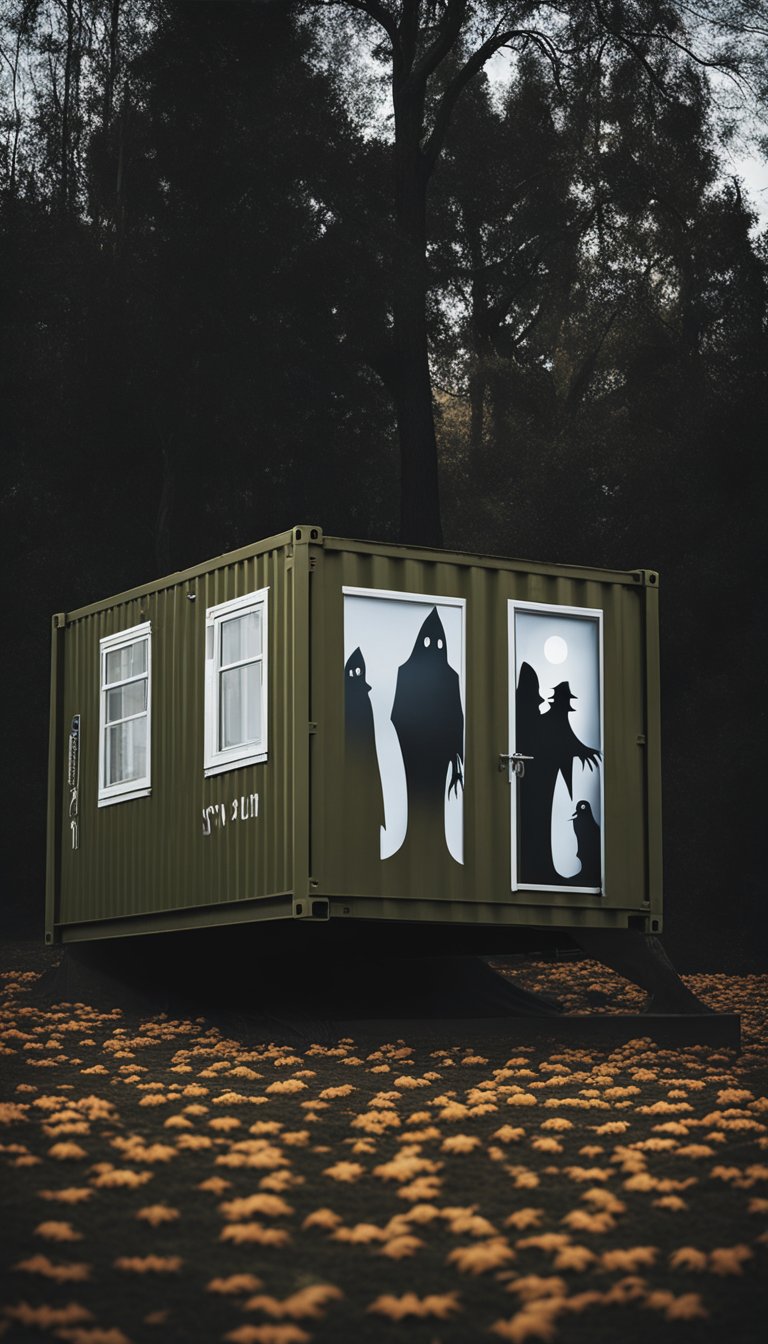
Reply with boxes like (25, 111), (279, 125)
(390, 608), (463, 861)
(516, 663), (601, 886)
(344, 646), (385, 877)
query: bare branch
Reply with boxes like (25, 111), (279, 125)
(422, 26), (568, 175)
(317, 0), (399, 47)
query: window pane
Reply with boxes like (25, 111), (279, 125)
(106, 716), (147, 785)
(106, 639), (147, 684)
(219, 663), (261, 750)
(106, 680), (147, 724)
(221, 610), (260, 667)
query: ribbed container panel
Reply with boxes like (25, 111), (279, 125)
(311, 540), (657, 931)
(56, 537), (295, 931)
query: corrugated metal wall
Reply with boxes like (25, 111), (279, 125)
(310, 540), (659, 932)
(49, 529), (661, 941)
(54, 536), (296, 934)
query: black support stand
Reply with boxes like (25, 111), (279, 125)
(573, 929), (712, 1014)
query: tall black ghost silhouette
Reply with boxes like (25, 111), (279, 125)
(515, 665), (601, 886)
(344, 646), (385, 876)
(570, 799), (601, 887)
(390, 608), (463, 856)
(516, 661), (557, 885)
(516, 660), (545, 757)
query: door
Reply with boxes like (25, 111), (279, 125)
(507, 600), (605, 894)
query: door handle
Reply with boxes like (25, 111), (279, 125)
(499, 753), (534, 778)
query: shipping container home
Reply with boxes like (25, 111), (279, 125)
(46, 526), (663, 947)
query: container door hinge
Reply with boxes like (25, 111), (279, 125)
(308, 722), (317, 735)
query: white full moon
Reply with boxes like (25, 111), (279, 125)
(544, 635), (568, 664)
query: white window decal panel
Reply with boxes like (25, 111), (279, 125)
(343, 587), (466, 865)
(508, 601), (604, 894)
(204, 588), (268, 777)
(98, 622), (152, 807)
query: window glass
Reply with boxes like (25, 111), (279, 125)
(106, 640), (147, 684)
(106, 717), (147, 786)
(106, 680), (147, 724)
(221, 610), (260, 666)
(98, 623), (151, 804)
(204, 590), (268, 775)
(220, 662), (261, 749)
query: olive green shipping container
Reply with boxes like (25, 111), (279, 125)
(46, 525), (663, 946)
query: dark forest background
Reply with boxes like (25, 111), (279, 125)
(1, 0), (766, 968)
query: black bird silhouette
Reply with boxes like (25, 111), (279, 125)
(570, 799), (601, 887)
(344, 646), (385, 873)
(391, 608), (464, 854)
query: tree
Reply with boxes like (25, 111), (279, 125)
(296, 0), (766, 545)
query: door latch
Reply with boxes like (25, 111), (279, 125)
(499, 753), (534, 778)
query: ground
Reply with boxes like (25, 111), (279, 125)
(0, 946), (766, 1343)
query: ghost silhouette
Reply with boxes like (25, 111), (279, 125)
(516, 660), (545, 757)
(570, 799), (601, 887)
(515, 661), (558, 886)
(390, 608), (464, 856)
(344, 646), (385, 875)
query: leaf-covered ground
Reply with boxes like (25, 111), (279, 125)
(0, 951), (766, 1343)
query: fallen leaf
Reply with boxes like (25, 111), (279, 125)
(135, 1205), (180, 1226)
(114, 1255), (182, 1273)
(14, 1255), (90, 1282)
(367, 1291), (460, 1320)
(219, 1193), (292, 1220)
(447, 1239), (516, 1274)
(207, 1273), (264, 1294)
(33, 1221), (82, 1242)
(220, 1222), (291, 1247)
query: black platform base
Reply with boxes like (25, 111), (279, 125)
(323, 1011), (741, 1049)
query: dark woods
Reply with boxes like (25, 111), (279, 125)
(1, 1), (766, 964)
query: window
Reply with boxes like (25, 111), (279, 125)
(98, 622), (151, 806)
(204, 589), (268, 776)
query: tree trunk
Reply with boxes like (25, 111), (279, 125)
(391, 82), (442, 548)
(61, 0), (75, 210)
(104, 0), (121, 130)
(392, 270), (443, 548)
(468, 231), (492, 461)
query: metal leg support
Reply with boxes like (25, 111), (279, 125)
(573, 929), (713, 1014)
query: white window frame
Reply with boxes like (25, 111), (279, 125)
(204, 588), (268, 778)
(507, 599), (605, 895)
(98, 621), (152, 807)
